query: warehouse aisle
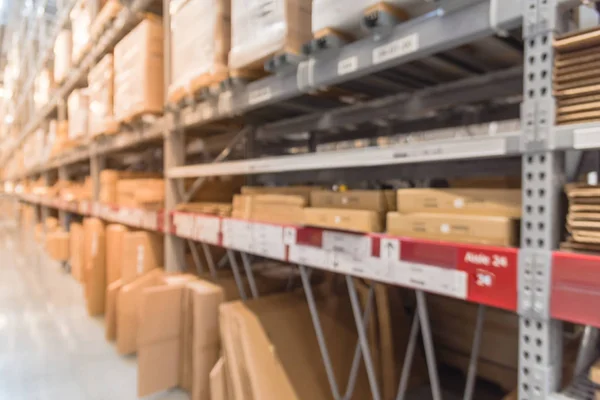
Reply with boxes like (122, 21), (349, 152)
(0, 229), (189, 400)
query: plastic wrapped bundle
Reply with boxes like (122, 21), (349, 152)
(54, 30), (72, 83)
(88, 54), (117, 137)
(68, 89), (89, 144)
(312, 0), (434, 39)
(229, 0), (312, 73)
(169, 0), (230, 102)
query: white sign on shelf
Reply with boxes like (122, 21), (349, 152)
(173, 213), (194, 239)
(194, 215), (220, 245)
(373, 33), (419, 65)
(322, 231), (371, 261)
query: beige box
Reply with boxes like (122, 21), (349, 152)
(34, 68), (53, 111)
(229, 0), (313, 71)
(88, 53), (117, 137)
(387, 212), (519, 247)
(117, 269), (164, 355)
(241, 185), (315, 202)
(46, 231), (70, 261)
(117, 178), (165, 207)
(105, 279), (123, 341)
(311, 190), (396, 212)
(304, 207), (383, 233)
(396, 188), (521, 217)
(70, 222), (85, 282)
(83, 218), (106, 316)
(114, 18), (164, 122)
(106, 224), (128, 285)
(53, 29), (72, 83)
(169, 0), (230, 102)
(122, 231), (164, 284)
(67, 88), (89, 143)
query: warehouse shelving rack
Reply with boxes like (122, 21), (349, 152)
(5, 0), (600, 399)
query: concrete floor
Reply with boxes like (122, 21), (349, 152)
(0, 228), (189, 400)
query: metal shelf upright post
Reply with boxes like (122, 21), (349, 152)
(519, 0), (566, 398)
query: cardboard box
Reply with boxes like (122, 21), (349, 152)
(100, 170), (161, 204)
(396, 188), (521, 217)
(67, 88), (89, 143)
(54, 29), (72, 83)
(122, 231), (164, 284)
(169, 0), (230, 101)
(116, 269), (164, 355)
(310, 190), (396, 212)
(137, 277), (223, 399)
(117, 178), (164, 207)
(88, 53), (117, 136)
(70, 0), (92, 64)
(83, 218), (106, 315)
(387, 212), (519, 246)
(34, 68), (53, 111)
(106, 224), (128, 285)
(210, 358), (229, 400)
(241, 185), (315, 202)
(46, 231), (70, 261)
(304, 207), (383, 233)
(105, 279), (123, 341)
(114, 17), (164, 122)
(70, 222), (85, 282)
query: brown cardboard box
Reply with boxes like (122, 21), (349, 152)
(220, 291), (371, 400)
(83, 218), (106, 315)
(100, 170), (161, 204)
(106, 224), (128, 285)
(70, 222), (85, 282)
(311, 190), (396, 212)
(116, 269), (164, 355)
(67, 88), (89, 143)
(210, 358), (229, 400)
(46, 231), (70, 261)
(117, 178), (164, 207)
(387, 212), (519, 246)
(88, 53), (117, 136)
(241, 186), (316, 202)
(304, 207), (384, 233)
(105, 279), (123, 341)
(114, 17), (164, 122)
(70, 0), (92, 64)
(121, 231), (164, 284)
(396, 188), (521, 217)
(45, 216), (59, 231)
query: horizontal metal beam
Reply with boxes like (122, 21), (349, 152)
(167, 132), (521, 178)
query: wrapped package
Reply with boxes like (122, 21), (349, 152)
(67, 89), (89, 144)
(70, 0), (93, 64)
(312, 0), (433, 38)
(114, 17), (164, 122)
(229, 0), (312, 72)
(49, 120), (70, 158)
(88, 54), (117, 137)
(54, 29), (72, 82)
(169, 0), (230, 102)
(34, 68), (53, 110)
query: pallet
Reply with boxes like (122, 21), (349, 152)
(119, 110), (161, 127)
(167, 67), (230, 106)
(90, 0), (123, 42)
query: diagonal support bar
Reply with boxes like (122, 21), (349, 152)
(200, 242), (218, 279)
(227, 249), (247, 301)
(187, 239), (204, 275)
(346, 275), (382, 400)
(416, 290), (443, 400)
(240, 252), (259, 299)
(396, 311), (421, 400)
(463, 305), (486, 400)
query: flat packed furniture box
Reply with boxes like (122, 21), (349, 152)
(53, 29), (72, 82)
(121, 231), (164, 284)
(46, 231), (70, 262)
(70, 0), (93, 64)
(114, 17), (164, 122)
(304, 207), (384, 233)
(169, 0), (230, 102)
(83, 218), (106, 316)
(67, 88), (89, 144)
(117, 178), (165, 208)
(70, 222), (85, 282)
(229, 0), (313, 73)
(88, 53), (117, 137)
(106, 224), (128, 285)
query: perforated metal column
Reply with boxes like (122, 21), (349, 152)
(519, 1), (564, 399)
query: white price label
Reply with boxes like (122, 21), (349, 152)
(283, 227), (297, 245)
(373, 33), (419, 65)
(248, 86), (272, 105)
(322, 231), (370, 260)
(379, 238), (399, 261)
(338, 56), (358, 76)
(288, 245), (332, 269)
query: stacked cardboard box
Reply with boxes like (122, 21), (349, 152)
(563, 183), (600, 252)
(67, 88), (89, 145)
(231, 186), (315, 225)
(554, 26), (600, 125)
(304, 189), (396, 233)
(169, 0), (230, 102)
(106, 224), (128, 285)
(88, 54), (117, 137)
(176, 202), (232, 217)
(48, 120), (70, 158)
(34, 68), (53, 110)
(70, 0), (93, 65)
(387, 188), (521, 246)
(83, 218), (106, 316)
(229, 0), (313, 74)
(114, 18), (164, 122)
(121, 230), (164, 284)
(99, 170), (161, 205)
(46, 231), (70, 262)
(70, 222), (85, 282)
(117, 179), (164, 208)
(53, 29), (72, 83)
